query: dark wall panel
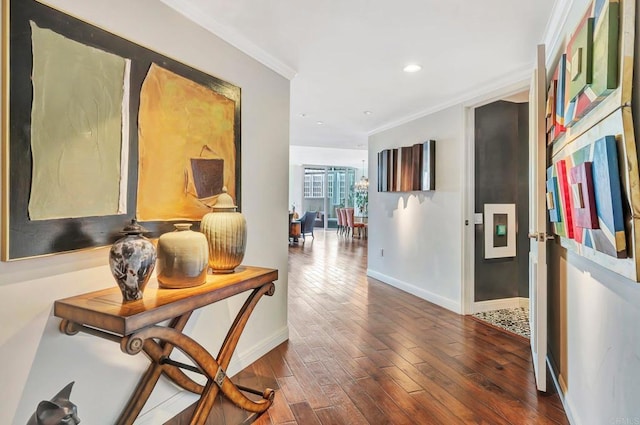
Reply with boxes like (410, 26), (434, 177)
(474, 100), (529, 301)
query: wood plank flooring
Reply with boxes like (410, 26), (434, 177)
(168, 230), (568, 424)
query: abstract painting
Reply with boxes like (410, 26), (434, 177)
(137, 64), (236, 221)
(548, 0), (638, 280)
(2, 0), (241, 260)
(28, 22), (130, 221)
(551, 127), (628, 258)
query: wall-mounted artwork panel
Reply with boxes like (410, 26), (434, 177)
(2, 0), (241, 260)
(484, 203), (516, 259)
(545, 0), (638, 280)
(548, 109), (640, 280)
(377, 140), (435, 192)
(546, 54), (567, 145)
(550, 0), (629, 151)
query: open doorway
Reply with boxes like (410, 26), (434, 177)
(301, 165), (357, 229)
(464, 90), (532, 339)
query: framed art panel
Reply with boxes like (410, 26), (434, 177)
(377, 140), (435, 192)
(2, 0), (241, 260)
(484, 203), (516, 259)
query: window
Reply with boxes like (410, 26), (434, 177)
(304, 170), (325, 198)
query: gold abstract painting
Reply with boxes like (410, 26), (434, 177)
(137, 64), (236, 221)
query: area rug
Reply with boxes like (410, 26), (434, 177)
(472, 306), (530, 339)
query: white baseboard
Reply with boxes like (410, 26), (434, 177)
(135, 325), (289, 425)
(227, 325), (289, 377)
(135, 391), (199, 425)
(547, 356), (578, 425)
(366, 269), (461, 313)
(472, 297), (529, 314)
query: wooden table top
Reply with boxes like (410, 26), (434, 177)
(54, 265), (278, 336)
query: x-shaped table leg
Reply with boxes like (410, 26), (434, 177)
(116, 281), (275, 425)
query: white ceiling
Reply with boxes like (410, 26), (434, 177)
(160, 0), (557, 150)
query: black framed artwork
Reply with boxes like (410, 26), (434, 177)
(1, 0), (241, 260)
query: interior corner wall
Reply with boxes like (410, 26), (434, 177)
(0, 1), (290, 423)
(473, 100), (529, 301)
(546, 0), (640, 423)
(367, 105), (463, 313)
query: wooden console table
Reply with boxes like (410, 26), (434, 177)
(54, 265), (278, 425)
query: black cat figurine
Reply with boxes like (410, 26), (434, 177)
(26, 381), (80, 425)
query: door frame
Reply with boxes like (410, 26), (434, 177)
(460, 78), (532, 315)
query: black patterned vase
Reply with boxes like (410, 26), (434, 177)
(109, 219), (157, 302)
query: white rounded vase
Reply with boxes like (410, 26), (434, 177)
(156, 223), (209, 289)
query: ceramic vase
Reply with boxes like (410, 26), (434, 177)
(156, 223), (209, 288)
(201, 188), (246, 273)
(109, 219), (157, 302)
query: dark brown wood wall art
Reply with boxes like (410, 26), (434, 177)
(377, 140), (435, 192)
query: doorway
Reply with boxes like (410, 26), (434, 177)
(302, 165), (356, 229)
(462, 88), (531, 332)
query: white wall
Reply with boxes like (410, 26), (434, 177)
(545, 0), (640, 423)
(557, 251), (640, 424)
(0, 1), (290, 423)
(289, 145), (367, 212)
(367, 105), (464, 313)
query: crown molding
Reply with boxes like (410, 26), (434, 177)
(542, 0), (575, 65)
(368, 66), (531, 137)
(159, 0), (298, 80)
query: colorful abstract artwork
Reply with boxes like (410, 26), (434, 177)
(546, 167), (561, 223)
(564, 1), (620, 127)
(590, 136), (626, 257)
(546, 78), (556, 142)
(547, 55), (567, 145)
(555, 159), (575, 239)
(554, 55), (567, 140)
(591, 0), (619, 96)
(569, 162), (598, 229)
(565, 7), (595, 126)
(548, 0), (638, 280)
(550, 135), (626, 258)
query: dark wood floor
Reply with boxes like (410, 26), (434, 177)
(169, 230), (568, 425)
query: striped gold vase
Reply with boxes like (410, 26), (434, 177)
(200, 188), (246, 273)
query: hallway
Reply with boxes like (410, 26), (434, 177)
(171, 230), (568, 424)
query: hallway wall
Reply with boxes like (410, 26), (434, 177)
(367, 105), (464, 313)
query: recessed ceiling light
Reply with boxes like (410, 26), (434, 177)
(363, 110), (373, 115)
(316, 121), (324, 125)
(403, 64), (422, 73)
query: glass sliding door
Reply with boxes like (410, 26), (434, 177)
(302, 165), (355, 229)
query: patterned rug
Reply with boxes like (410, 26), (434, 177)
(472, 306), (530, 339)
